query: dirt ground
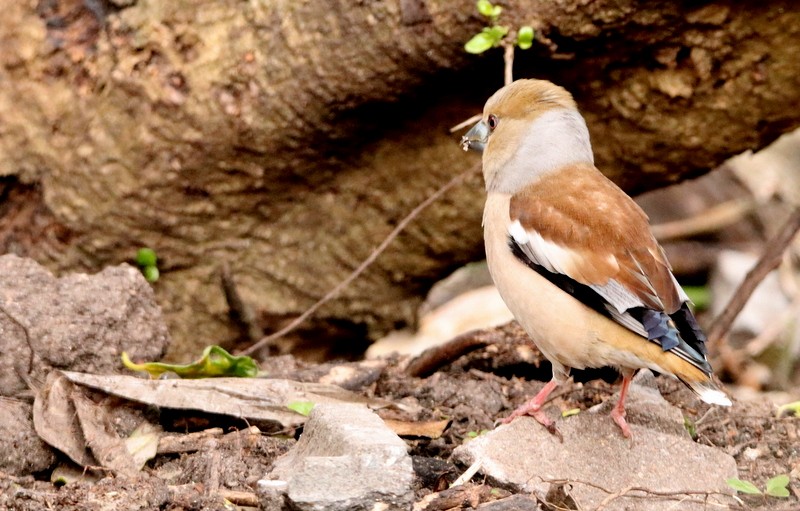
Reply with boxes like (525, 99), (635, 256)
(1, 323), (798, 510)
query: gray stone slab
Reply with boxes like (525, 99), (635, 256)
(454, 384), (738, 511)
(270, 403), (413, 511)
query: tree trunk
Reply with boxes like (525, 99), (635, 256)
(1, 0), (798, 360)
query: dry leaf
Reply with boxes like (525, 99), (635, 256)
(383, 418), (450, 439)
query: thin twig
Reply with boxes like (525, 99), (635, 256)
(537, 477), (740, 510)
(503, 43), (514, 85)
(451, 458), (483, 487)
(240, 166), (478, 356)
(707, 208), (800, 346)
(503, 44), (514, 85)
(450, 114), (482, 133)
(650, 198), (756, 242)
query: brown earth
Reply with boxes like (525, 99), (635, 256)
(1, 322), (797, 510)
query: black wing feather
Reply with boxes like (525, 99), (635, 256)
(509, 237), (711, 374)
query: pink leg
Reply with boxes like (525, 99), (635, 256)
(611, 372), (633, 438)
(501, 379), (560, 436)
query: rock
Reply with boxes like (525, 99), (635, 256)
(453, 383), (738, 511)
(270, 403), (414, 511)
(477, 494), (541, 510)
(0, 254), (170, 397)
(0, 399), (56, 475)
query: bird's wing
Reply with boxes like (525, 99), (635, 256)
(508, 164), (709, 371)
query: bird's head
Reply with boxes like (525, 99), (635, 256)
(461, 79), (594, 194)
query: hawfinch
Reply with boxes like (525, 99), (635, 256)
(461, 79), (730, 438)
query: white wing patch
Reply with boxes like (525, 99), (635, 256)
(508, 220), (581, 276)
(508, 220), (530, 244)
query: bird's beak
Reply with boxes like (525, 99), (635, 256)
(460, 120), (489, 153)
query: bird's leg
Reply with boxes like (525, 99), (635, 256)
(501, 378), (559, 434)
(611, 371), (634, 438)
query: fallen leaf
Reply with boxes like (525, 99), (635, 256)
(384, 418), (451, 439)
(33, 373), (96, 467)
(62, 371), (389, 430)
(126, 422), (162, 470)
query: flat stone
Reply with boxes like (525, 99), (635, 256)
(270, 403), (413, 511)
(454, 385), (738, 511)
(477, 494), (542, 510)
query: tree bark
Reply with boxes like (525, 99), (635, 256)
(1, 0), (798, 359)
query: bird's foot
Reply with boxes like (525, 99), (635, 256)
(610, 406), (632, 438)
(500, 400), (562, 442)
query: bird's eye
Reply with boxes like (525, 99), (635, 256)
(487, 114), (499, 130)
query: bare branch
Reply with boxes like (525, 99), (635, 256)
(707, 207), (800, 346)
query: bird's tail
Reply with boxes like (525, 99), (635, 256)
(684, 378), (732, 406)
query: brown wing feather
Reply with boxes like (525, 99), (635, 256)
(509, 163), (682, 313)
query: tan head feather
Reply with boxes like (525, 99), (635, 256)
(479, 80), (593, 193)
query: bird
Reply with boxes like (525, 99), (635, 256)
(460, 79), (731, 438)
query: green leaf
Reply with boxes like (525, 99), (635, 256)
(465, 32), (496, 54)
(142, 265), (160, 283)
(683, 416), (697, 439)
(765, 475), (790, 498)
(122, 345), (259, 379)
(476, 0), (494, 17)
(465, 26), (509, 54)
(475, 0), (502, 19)
(485, 25), (509, 40)
(287, 401), (315, 416)
(517, 26), (534, 50)
(726, 478), (762, 495)
(136, 247), (158, 267)
(777, 401), (800, 418)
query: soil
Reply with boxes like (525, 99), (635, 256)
(1, 322), (798, 510)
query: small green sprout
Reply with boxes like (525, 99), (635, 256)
(726, 475), (790, 498)
(517, 26), (534, 50)
(135, 247), (160, 282)
(287, 401), (316, 416)
(766, 475), (791, 498)
(683, 416), (697, 440)
(464, 429), (490, 442)
(476, 0), (502, 19)
(464, 1), (535, 55)
(777, 401), (800, 418)
(135, 247), (157, 267)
